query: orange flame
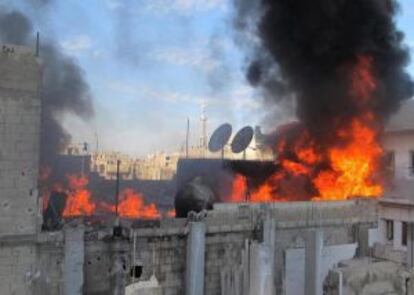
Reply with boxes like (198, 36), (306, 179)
(228, 174), (248, 202)
(44, 173), (164, 220)
(281, 159), (310, 176)
(62, 175), (96, 217)
(313, 116), (383, 200)
(165, 209), (176, 218)
(312, 55), (382, 200)
(228, 54), (383, 202)
(228, 173), (288, 202)
(116, 188), (161, 219)
(250, 182), (277, 202)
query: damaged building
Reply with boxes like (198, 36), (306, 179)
(2, 43), (414, 295)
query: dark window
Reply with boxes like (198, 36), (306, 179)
(384, 151), (395, 177)
(130, 265), (143, 279)
(386, 220), (394, 241)
(403, 222), (408, 246)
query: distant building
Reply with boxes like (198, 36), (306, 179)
(90, 151), (134, 180)
(383, 99), (414, 198)
(65, 125), (274, 181)
(133, 152), (180, 180)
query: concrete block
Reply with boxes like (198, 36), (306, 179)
(305, 229), (323, 295)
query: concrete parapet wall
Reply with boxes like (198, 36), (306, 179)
(22, 200), (379, 294)
(212, 199), (377, 228)
(127, 200), (374, 294)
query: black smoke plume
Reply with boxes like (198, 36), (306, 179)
(0, 10), (94, 166)
(235, 0), (413, 140)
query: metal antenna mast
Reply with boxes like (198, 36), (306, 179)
(200, 99), (208, 156)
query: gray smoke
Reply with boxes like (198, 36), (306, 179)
(27, 0), (53, 7)
(207, 33), (232, 93)
(0, 9), (94, 166)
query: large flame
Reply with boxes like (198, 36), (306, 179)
(312, 115), (383, 200)
(63, 175), (96, 217)
(42, 172), (171, 220)
(228, 55), (384, 202)
(116, 188), (161, 219)
(228, 174), (248, 202)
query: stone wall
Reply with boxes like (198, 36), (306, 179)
(0, 44), (41, 295)
(0, 44), (41, 235)
(127, 200), (376, 295)
(127, 224), (354, 295)
(34, 232), (64, 295)
(24, 200), (377, 295)
(0, 242), (37, 294)
(324, 258), (414, 295)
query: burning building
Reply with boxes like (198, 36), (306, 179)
(2, 0), (414, 295)
(230, 0), (413, 204)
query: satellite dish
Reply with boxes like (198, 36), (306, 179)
(208, 123), (232, 152)
(231, 126), (254, 154)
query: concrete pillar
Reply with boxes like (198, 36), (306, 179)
(394, 221), (403, 250)
(356, 224), (370, 257)
(334, 270), (343, 295)
(242, 239), (250, 294)
(407, 223), (414, 269)
(378, 219), (387, 244)
(186, 221), (206, 295)
(305, 229), (323, 295)
(110, 238), (129, 295)
(249, 243), (275, 295)
(63, 223), (85, 295)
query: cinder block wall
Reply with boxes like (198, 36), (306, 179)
(0, 244), (37, 294)
(0, 44), (41, 236)
(0, 44), (41, 295)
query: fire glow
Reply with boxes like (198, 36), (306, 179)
(114, 188), (161, 220)
(229, 55), (384, 202)
(63, 175), (96, 217)
(43, 173), (173, 219)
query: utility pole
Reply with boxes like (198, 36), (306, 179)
(186, 118), (190, 158)
(115, 160), (120, 217)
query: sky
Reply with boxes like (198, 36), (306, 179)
(3, 0), (414, 156)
